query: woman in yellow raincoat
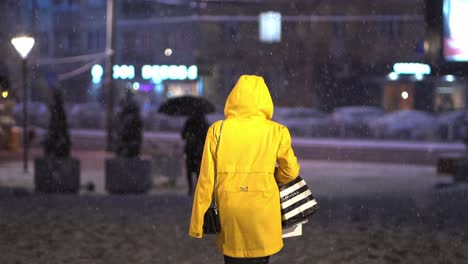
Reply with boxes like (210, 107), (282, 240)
(189, 75), (300, 263)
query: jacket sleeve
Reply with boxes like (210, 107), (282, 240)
(189, 124), (216, 238)
(275, 126), (300, 184)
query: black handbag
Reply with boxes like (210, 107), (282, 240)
(203, 207), (220, 234)
(279, 176), (319, 228)
(203, 120), (225, 234)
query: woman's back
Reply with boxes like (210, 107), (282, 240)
(189, 75), (300, 259)
(216, 117), (295, 192)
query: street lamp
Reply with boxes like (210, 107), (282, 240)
(11, 36), (35, 173)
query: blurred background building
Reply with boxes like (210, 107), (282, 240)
(1, 0), (466, 113)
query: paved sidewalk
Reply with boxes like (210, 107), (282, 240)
(0, 148), (460, 197)
(22, 128), (468, 164)
(0, 148), (186, 194)
(1, 149), (468, 264)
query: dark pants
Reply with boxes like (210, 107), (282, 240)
(186, 154), (201, 195)
(224, 256), (270, 264)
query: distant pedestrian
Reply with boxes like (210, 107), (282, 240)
(182, 111), (209, 195)
(189, 75), (301, 263)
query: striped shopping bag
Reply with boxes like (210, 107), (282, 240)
(279, 176), (319, 228)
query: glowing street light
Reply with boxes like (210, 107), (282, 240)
(11, 35), (35, 173)
(259, 11), (282, 43)
(11, 36), (35, 59)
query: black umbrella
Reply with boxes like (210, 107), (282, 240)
(158, 95), (215, 116)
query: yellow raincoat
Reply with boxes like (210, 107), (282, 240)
(189, 75), (300, 258)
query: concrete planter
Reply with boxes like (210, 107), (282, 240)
(34, 157), (80, 193)
(437, 154), (464, 174)
(437, 154), (468, 182)
(105, 158), (151, 194)
(454, 158), (468, 182)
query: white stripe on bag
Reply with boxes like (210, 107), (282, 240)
(282, 199), (318, 220)
(280, 180), (307, 197)
(281, 189), (313, 209)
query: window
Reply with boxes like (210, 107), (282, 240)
(39, 32), (49, 55)
(87, 31), (96, 50)
(88, 30), (106, 50)
(137, 32), (152, 51)
(380, 19), (400, 40)
(88, 0), (104, 7)
(37, 0), (51, 9)
(122, 31), (136, 57)
(68, 32), (80, 53)
(333, 22), (344, 38)
(224, 21), (240, 43)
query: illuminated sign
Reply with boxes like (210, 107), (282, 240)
(91, 64), (104, 84)
(443, 0), (468, 62)
(91, 64), (198, 83)
(142, 65), (197, 83)
(392, 63), (431, 75)
(259, 11), (281, 43)
(113, 65), (135, 80)
(387, 72), (399, 81)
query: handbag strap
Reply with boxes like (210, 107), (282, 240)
(213, 120), (225, 211)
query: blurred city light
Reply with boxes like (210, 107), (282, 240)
(11, 36), (35, 59)
(388, 72), (399, 81)
(159, 65), (169, 80)
(414, 73), (424, 81)
(91, 64), (104, 84)
(140, 64), (198, 83)
(401, 91), (409, 100)
(187, 65), (197, 80)
(112, 65), (135, 79)
(393, 62), (431, 75)
(154, 83), (164, 93)
(132, 82), (140, 90)
(445, 75), (456, 82)
(141, 65), (153, 80)
(259, 11), (281, 43)
(1, 91), (8, 98)
(164, 48), (173, 56)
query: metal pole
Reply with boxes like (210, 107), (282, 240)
(105, 0), (116, 151)
(22, 58), (29, 173)
(104, 0), (115, 151)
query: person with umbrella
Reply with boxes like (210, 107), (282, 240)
(181, 111), (209, 195)
(158, 95), (214, 195)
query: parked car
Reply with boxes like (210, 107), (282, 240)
(369, 110), (437, 140)
(283, 117), (334, 137)
(436, 110), (468, 141)
(14, 101), (49, 128)
(274, 107), (327, 119)
(272, 107), (332, 137)
(69, 102), (106, 129)
(332, 106), (384, 138)
(143, 106), (186, 132)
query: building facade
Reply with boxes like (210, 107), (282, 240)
(3, 0), (466, 112)
(195, 0), (429, 110)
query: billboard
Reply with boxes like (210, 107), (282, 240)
(443, 0), (468, 62)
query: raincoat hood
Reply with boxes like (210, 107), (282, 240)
(189, 76), (301, 257)
(224, 75), (274, 119)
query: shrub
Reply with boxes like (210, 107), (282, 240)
(42, 88), (71, 157)
(114, 91), (142, 158)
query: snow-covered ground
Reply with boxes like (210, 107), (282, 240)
(1, 150), (468, 263)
